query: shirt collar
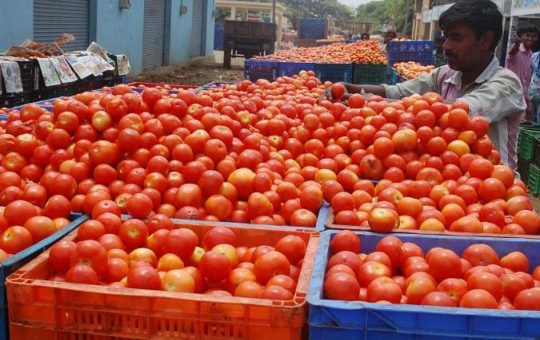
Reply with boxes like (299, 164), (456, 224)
(443, 56), (500, 86)
(520, 42), (530, 53)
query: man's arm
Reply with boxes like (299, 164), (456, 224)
(458, 72), (526, 123)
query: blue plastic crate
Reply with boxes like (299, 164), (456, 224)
(309, 230), (540, 340)
(0, 214), (87, 340)
(214, 23), (224, 50)
(388, 40), (435, 66)
(244, 59), (279, 81)
(277, 62), (316, 77)
(314, 63), (353, 83)
(0, 115), (7, 121)
(299, 18), (327, 40)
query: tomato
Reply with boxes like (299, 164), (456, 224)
(48, 240), (77, 273)
(163, 228), (198, 261)
(426, 248), (462, 281)
(330, 230), (361, 254)
(4, 200), (37, 226)
(254, 250), (290, 284)
(127, 263), (161, 290)
(65, 264), (99, 284)
(118, 219), (149, 250)
(514, 288), (540, 310)
(24, 216), (56, 242)
(69, 239), (108, 276)
(200, 250), (232, 281)
(421, 291), (457, 307)
(459, 289), (498, 309)
(324, 272), (360, 301)
(462, 244), (499, 267)
(500, 251), (529, 273)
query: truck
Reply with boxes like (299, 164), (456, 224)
(223, 20), (277, 69)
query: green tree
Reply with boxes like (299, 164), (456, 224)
(355, 0), (414, 35)
(279, 0), (354, 30)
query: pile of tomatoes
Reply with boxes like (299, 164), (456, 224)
(48, 216), (307, 299)
(324, 230), (540, 310)
(254, 40), (387, 64)
(325, 83), (539, 235)
(393, 62), (435, 80)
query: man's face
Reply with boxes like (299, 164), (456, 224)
(385, 32), (396, 42)
(522, 32), (539, 49)
(442, 24), (492, 72)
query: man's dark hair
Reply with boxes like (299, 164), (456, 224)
(439, 0), (503, 51)
(517, 24), (540, 37)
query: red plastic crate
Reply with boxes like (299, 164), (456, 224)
(7, 220), (319, 340)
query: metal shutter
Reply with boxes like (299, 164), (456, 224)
(143, 0), (166, 71)
(34, 0), (90, 51)
(191, 0), (203, 58)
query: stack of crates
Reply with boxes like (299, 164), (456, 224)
(517, 121), (540, 193)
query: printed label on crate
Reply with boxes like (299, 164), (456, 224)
(115, 54), (131, 76)
(0, 61), (24, 93)
(78, 56), (102, 77)
(51, 56), (78, 84)
(37, 58), (61, 87)
(65, 55), (92, 80)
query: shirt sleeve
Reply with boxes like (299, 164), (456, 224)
(458, 71), (526, 123)
(381, 68), (440, 99)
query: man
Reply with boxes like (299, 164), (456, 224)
(361, 33), (370, 41)
(381, 26), (397, 52)
(325, 0), (526, 170)
(506, 25), (539, 119)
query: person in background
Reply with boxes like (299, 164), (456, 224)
(322, 0), (526, 171)
(381, 26), (397, 52)
(433, 36), (446, 67)
(529, 50), (540, 123)
(361, 33), (370, 41)
(506, 25), (539, 120)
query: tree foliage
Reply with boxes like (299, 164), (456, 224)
(279, 0), (354, 30)
(355, 0), (414, 35)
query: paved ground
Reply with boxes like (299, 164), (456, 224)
(129, 51), (245, 86)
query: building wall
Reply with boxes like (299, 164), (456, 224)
(205, 0), (216, 55)
(0, 0), (214, 75)
(0, 0), (33, 52)
(169, 0), (193, 63)
(94, 1), (145, 75)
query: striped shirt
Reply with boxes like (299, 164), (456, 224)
(382, 57), (526, 170)
(506, 43), (533, 101)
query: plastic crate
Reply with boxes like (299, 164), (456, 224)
(518, 157), (530, 183)
(244, 59), (279, 81)
(517, 129), (540, 161)
(0, 214), (87, 340)
(121, 203), (328, 232)
(0, 92), (30, 108)
(528, 163), (540, 196)
(314, 63), (353, 83)
(197, 81), (237, 92)
(353, 63), (387, 85)
(387, 68), (398, 85)
(308, 230), (540, 340)
(214, 23), (224, 50)
(277, 62), (316, 77)
(387, 40), (435, 66)
(298, 18), (327, 40)
(324, 206), (540, 239)
(7, 220), (320, 340)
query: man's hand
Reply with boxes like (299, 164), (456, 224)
(318, 82), (350, 103)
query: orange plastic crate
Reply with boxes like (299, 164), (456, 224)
(7, 221), (319, 340)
